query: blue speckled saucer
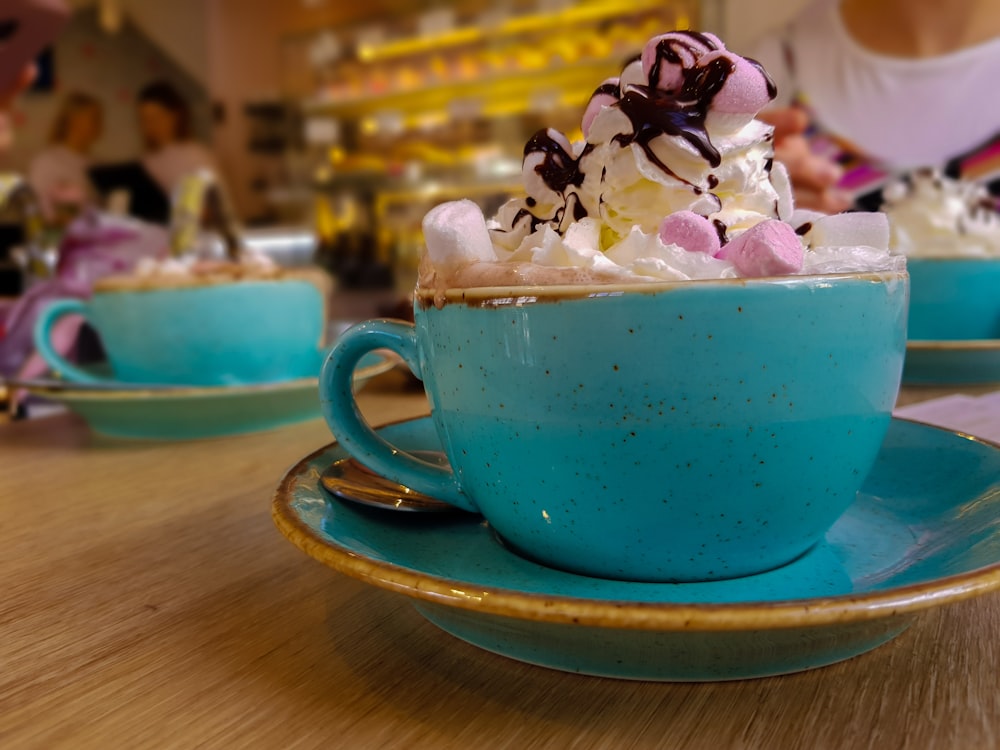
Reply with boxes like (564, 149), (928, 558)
(11, 353), (394, 440)
(272, 417), (1000, 681)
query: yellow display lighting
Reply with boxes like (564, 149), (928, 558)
(394, 86), (594, 133)
(314, 58), (618, 120)
(360, 26), (484, 62)
(358, 0), (671, 62)
(499, 0), (664, 36)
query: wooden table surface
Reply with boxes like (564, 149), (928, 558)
(2, 374), (999, 749)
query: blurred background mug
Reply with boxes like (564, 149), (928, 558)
(33, 274), (327, 386)
(906, 258), (1000, 341)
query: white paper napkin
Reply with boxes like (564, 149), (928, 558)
(894, 391), (1000, 444)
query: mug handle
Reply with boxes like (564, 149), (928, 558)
(33, 299), (110, 384)
(320, 319), (476, 513)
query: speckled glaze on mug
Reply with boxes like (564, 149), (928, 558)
(322, 272), (908, 582)
(906, 258), (1000, 340)
(34, 277), (327, 386)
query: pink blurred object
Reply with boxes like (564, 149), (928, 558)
(658, 211), (721, 255)
(699, 50), (773, 118)
(15, 314), (83, 380)
(0, 210), (168, 378)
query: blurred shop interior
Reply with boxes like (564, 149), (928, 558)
(0, 0), (800, 305)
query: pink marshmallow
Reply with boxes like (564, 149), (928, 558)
(582, 78), (620, 138)
(699, 50), (775, 117)
(640, 32), (722, 92)
(716, 220), (803, 277)
(659, 211), (721, 255)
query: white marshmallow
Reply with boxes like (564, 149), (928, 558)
(423, 200), (498, 267)
(802, 245), (906, 274)
(789, 209), (825, 230)
(804, 213), (890, 251)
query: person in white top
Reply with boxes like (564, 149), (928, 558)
(750, 0), (1000, 211)
(28, 91), (102, 223)
(136, 80), (218, 198)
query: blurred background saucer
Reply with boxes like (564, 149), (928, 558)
(6, 351), (394, 440)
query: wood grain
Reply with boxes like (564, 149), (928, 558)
(895, 383), (999, 407)
(1, 377), (998, 749)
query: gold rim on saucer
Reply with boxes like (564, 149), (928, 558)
(272, 417), (1000, 632)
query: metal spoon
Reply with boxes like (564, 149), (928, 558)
(320, 450), (465, 513)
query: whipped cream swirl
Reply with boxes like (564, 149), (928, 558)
(421, 30), (899, 288)
(882, 170), (1000, 258)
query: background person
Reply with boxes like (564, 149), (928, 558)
(137, 80), (217, 198)
(751, 0), (1000, 211)
(28, 91), (103, 223)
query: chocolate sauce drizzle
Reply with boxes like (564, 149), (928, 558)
(506, 131), (594, 232)
(623, 31), (775, 187)
(712, 218), (728, 245)
(593, 82), (621, 99)
(567, 192), (587, 223)
(615, 31), (738, 176)
(524, 130), (587, 194)
(510, 194), (586, 236)
(743, 57), (777, 100)
(511, 207), (543, 233)
(648, 31), (719, 91)
(513, 30), (777, 235)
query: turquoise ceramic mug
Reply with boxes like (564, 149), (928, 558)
(322, 271), (908, 582)
(906, 258), (1000, 340)
(34, 273), (328, 386)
